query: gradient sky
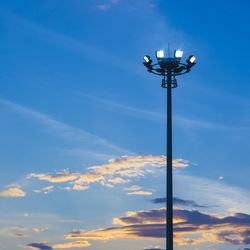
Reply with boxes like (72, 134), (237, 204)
(0, 0), (250, 249)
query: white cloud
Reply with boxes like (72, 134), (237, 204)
(174, 173), (250, 215)
(74, 93), (238, 131)
(0, 98), (128, 155)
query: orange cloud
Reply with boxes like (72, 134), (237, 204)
(27, 155), (189, 194)
(126, 191), (152, 196)
(33, 227), (48, 233)
(53, 240), (91, 248)
(65, 207), (250, 246)
(124, 185), (142, 191)
(8, 233), (28, 237)
(26, 240), (91, 249)
(0, 187), (26, 197)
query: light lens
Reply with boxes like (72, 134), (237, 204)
(156, 50), (165, 59)
(144, 56), (150, 63)
(189, 55), (196, 63)
(175, 50), (183, 58)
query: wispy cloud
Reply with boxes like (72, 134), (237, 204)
(96, 0), (119, 11)
(2, 11), (141, 75)
(97, 4), (111, 10)
(0, 98), (128, 154)
(174, 173), (250, 215)
(73, 92), (241, 131)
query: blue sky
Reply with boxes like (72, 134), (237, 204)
(0, 0), (250, 249)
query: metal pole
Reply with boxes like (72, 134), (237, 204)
(166, 70), (173, 250)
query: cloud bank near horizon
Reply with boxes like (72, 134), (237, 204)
(65, 207), (250, 246)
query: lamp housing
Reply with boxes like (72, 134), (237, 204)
(144, 55), (152, 64)
(174, 50), (183, 60)
(156, 50), (165, 59)
(187, 55), (196, 64)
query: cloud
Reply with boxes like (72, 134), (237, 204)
(5, 183), (21, 188)
(0, 187), (26, 197)
(53, 241), (91, 248)
(150, 197), (208, 208)
(66, 207), (250, 246)
(124, 185), (142, 191)
(127, 191), (152, 196)
(76, 93), (239, 131)
(108, 177), (129, 184)
(27, 155), (189, 193)
(27, 242), (52, 250)
(26, 241), (91, 249)
(112, 208), (165, 226)
(43, 186), (53, 194)
(11, 225), (29, 231)
(97, 0), (119, 11)
(0, 98), (128, 154)
(89, 155), (188, 176)
(97, 4), (110, 10)
(72, 184), (89, 191)
(174, 173), (250, 214)
(33, 227), (48, 233)
(143, 248), (164, 250)
(8, 233), (28, 237)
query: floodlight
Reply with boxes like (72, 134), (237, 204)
(144, 55), (151, 64)
(187, 55), (196, 64)
(156, 50), (165, 59)
(174, 50), (183, 59)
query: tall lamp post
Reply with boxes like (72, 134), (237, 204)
(143, 49), (196, 250)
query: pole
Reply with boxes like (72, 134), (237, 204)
(166, 70), (173, 250)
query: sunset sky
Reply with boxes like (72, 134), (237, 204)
(0, 0), (250, 249)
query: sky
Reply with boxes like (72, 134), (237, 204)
(0, 0), (250, 249)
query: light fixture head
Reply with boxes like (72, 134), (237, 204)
(144, 55), (151, 63)
(174, 50), (183, 59)
(156, 50), (165, 59)
(188, 55), (196, 64)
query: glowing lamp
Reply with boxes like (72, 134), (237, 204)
(156, 50), (165, 59)
(174, 50), (183, 59)
(188, 55), (196, 64)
